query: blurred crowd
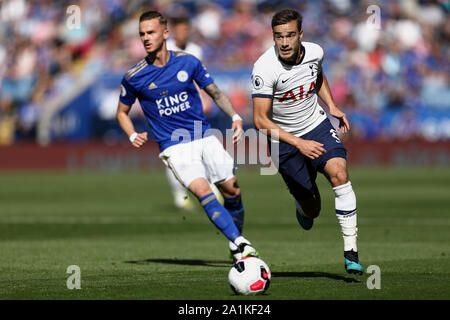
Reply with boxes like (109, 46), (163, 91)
(0, 0), (449, 144)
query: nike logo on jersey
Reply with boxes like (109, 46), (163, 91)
(281, 78), (290, 83)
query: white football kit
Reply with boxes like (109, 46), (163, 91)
(159, 135), (235, 188)
(253, 42), (361, 260)
(251, 41), (327, 140)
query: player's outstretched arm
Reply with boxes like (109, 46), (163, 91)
(116, 101), (148, 148)
(316, 72), (350, 133)
(204, 83), (243, 144)
(204, 83), (237, 118)
(253, 97), (326, 160)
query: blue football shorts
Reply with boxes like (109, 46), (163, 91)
(271, 118), (347, 200)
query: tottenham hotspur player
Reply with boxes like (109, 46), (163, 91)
(252, 9), (363, 274)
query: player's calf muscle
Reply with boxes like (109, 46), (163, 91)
(302, 196), (321, 218)
(189, 178), (213, 199)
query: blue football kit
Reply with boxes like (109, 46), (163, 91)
(118, 50), (246, 245)
(119, 51), (214, 152)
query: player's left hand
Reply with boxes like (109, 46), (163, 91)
(231, 120), (243, 144)
(330, 108), (350, 134)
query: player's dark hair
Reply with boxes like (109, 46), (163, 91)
(271, 9), (302, 31)
(139, 11), (167, 26)
(170, 16), (189, 26)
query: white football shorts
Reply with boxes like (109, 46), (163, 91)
(159, 135), (235, 188)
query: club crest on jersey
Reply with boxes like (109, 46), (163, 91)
(253, 75), (264, 90)
(177, 70), (188, 82)
(309, 63), (319, 76)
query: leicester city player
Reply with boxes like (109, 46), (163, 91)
(252, 9), (363, 274)
(165, 14), (224, 211)
(116, 11), (257, 260)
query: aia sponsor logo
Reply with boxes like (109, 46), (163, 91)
(279, 81), (316, 103)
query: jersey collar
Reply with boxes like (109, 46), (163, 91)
(145, 50), (172, 68)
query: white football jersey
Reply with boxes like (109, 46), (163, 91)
(167, 38), (203, 61)
(252, 41), (327, 139)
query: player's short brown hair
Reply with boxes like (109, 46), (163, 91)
(271, 9), (302, 32)
(139, 11), (167, 26)
(170, 16), (190, 26)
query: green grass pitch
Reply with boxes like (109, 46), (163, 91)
(0, 166), (449, 300)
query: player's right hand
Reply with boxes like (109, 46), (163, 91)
(295, 139), (326, 160)
(131, 132), (148, 148)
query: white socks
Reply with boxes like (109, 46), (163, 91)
(233, 236), (249, 248)
(333, 181), (358, 252)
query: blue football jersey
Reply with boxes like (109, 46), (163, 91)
(119, 51), (214, 151)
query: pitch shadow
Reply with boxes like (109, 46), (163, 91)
(272, 271), (360, 283)
(124, 258), (232, 268)
(124, 259), (360, 283)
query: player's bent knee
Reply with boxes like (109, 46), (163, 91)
(218, 177), (241, 198)
(220, 186), (241, 198)
(332, 170), (348, 187)
(221, 188), (241, 198)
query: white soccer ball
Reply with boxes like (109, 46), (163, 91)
(228, 256), (271, 295)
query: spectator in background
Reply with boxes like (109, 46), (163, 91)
(0, 0), (448, 143)
(167, 15), (203, 60)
